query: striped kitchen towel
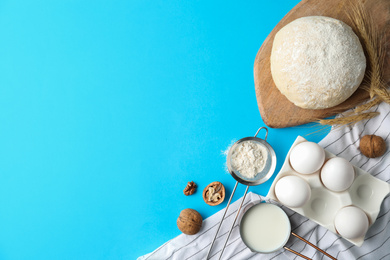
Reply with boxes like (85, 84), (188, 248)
(138, 102), (390, 260)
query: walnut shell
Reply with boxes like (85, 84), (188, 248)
(202, 181), (225, 206)
(177, 208), (202, 235)
(360, 135), (386, 158)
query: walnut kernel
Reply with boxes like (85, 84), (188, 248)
(183, 181), (197, 196)
(207, 186), (221, 202)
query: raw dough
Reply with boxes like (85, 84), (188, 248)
(270, 16), (366, 109)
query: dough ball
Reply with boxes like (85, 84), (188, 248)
(270, 16), (366, 109)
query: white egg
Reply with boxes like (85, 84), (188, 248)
(289, 142), (325, 174)
(321, 157), (355, 192)
(275, 176), (311, 208)
(334, 206), (369, 239)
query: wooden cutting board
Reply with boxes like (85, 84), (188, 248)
(254, 0), (390, 128)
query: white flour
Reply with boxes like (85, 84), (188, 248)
(230, 141), (268, 179)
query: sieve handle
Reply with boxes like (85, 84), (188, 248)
(218, 185), (249, 260)
(254, 126), (268, 141)
(205, 181), (238, 260)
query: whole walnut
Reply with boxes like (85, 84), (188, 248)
(360, 135), (386, 158)
(177, 208), (202, 235)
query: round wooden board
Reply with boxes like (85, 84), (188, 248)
(254, 0), (390, 128)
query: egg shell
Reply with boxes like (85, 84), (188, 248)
(275, 175), (311, 208)
(334, 206), (369, 239)
(289, 142), (325, 174)
(321, 157), (355, 192)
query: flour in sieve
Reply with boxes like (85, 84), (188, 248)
(230, 141), (268, 179)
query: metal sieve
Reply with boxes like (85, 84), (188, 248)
(226, 128), (276, 186)
(206, 127), (277, 260)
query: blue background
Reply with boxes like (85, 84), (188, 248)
(0, 1), (329, 259)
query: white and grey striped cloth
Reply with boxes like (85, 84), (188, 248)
(139, 102), (390, 260)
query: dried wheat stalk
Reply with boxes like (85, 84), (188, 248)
(318, 112), (380, 127)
